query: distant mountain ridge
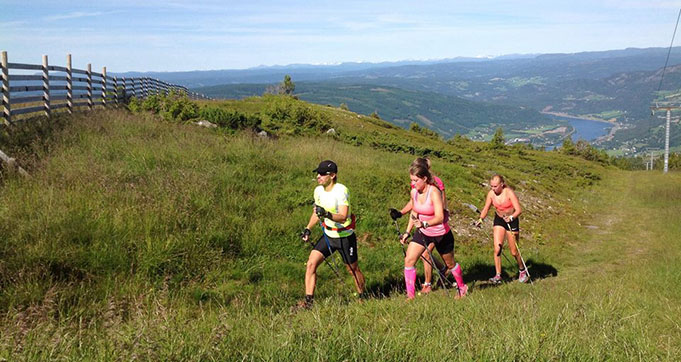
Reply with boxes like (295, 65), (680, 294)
(116, 47), (680, 88)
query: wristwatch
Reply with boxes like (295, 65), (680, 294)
(422, 221), (429, 229)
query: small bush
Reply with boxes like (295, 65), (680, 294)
(261, 95), (330, 135)
(127, 93), (199, 122)
(199, 107), (260, 130)
(409, 123), (440, 140)
(489, 127), (505, 149)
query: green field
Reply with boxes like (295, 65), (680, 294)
(1, 97), (679, 359)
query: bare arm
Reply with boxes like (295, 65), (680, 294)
(305, 209), (320, 230)
(330, 205), (349, 223)
(479, 191), (493, 220)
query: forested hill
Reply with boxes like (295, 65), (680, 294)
(193, 82), (553, 138)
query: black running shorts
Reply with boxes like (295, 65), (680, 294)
(411, 229), (455, 255)
(313, 233), (358, 264)
(493, 214), (520, 232)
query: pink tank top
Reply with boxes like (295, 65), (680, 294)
(411, 185), (450, 237)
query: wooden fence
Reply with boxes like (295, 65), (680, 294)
(1, 51), (210, 126)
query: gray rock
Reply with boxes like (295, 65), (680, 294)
(194, 120), (217, 128)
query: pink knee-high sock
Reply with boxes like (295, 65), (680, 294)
(451, 263), (465, 288)
(404, 267), (416, 298)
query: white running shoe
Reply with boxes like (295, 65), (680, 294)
(518, 269), (529, 283)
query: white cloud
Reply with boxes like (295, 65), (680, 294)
(44, 11), (108, 22)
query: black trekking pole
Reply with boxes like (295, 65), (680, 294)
(423, 245), (450, 296)
(391, 210), (454, 289)
(309, 222), (344, 282)
(318, 219), (363, 292)
(392, 219), (407, 257)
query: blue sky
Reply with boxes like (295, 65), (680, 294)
(2, 0), (680, 72)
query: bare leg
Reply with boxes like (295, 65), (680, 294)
(507, 231), (524, 269)
(493, 226), (507, 275)
(305, 250), (326, 296)
(345, 262), (365, 294)
(439, 251), (457, 270)
(405, 242), (426, 268)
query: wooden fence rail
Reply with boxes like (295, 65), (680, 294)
(1, 51), (211, 126)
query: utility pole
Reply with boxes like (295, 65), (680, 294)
(645, 148), (660, 171)
(650, 103), (679, 173)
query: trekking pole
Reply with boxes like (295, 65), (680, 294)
(316, 220), (344, 282)
(423, 246), (450, 296)
(505, 221), (533, 285)
(394, 215), (454, 288)
(318, 219), (362, 291)
(392, 219), (407, 257)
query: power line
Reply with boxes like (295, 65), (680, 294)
(657, 8), (681, 93)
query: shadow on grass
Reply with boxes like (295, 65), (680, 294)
(360, 259), (558, 300)
(464, 259), (558, 291)
(365, 273), (405, 299)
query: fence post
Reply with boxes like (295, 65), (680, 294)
(1, 51), (10, 125)
(42, 55), (51, 118)
(123, 77), (128, 101)
(87, 63), (92, 111)
(66, 54), (73, 114)
(142, 77), (147, 98)
(113, 76), (118, 106)
(102, 66), (106, 108)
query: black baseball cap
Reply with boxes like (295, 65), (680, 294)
(313, 160), (338, 175)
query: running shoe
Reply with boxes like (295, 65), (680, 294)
(488, 274), (503, 284)
(456, 284), (468, 298)
(420, 283), (432, 295)
(518, 269), (529, 283)
(290, 299), (312, 312)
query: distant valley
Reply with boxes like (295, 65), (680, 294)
(123, 47), (681, 155)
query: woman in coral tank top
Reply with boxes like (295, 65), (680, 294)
(475, 174), (528, 283)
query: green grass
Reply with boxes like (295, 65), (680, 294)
(1, 100), (678, 359)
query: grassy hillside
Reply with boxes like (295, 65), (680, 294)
(1, 97), (678, 359)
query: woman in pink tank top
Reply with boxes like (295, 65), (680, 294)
(390, 157), (448, 294)
(398, 163), (467, 299)
(475, 174), (528, 284)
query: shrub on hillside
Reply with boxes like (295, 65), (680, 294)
(560, 137), (611, 165)
(161, 96), (199, 122)
(127, 93), (199, 122)
(199, 107), (261, 130)
(127, 97), (142, 113)
(409, 123), (440, 140)
(261, 95), (330, 135)
(489, 128), (505, 149)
